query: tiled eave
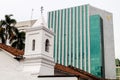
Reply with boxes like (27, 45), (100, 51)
(55, 64), (104, 80)
(0, 43), (24, 57)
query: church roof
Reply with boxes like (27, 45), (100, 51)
(32, 14), (47, 28)
(0, 43), (24, 57)
(55, 64), (103, 80)
(0, 43), (102, 79)
(15, 20), (37, 28)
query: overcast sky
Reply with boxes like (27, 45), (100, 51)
(0, 0), (120, 59)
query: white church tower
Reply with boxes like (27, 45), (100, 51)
(23, 7), (55, 75)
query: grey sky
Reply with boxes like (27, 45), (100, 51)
(0, 0), (120, 59)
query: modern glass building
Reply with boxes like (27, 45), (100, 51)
(48, 4), (116, 79)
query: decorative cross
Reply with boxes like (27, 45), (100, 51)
(40, 6), (44, 14)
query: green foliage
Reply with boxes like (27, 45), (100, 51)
(0, 14), (17, 44)
(116, 59), (120, 66)
(10, 31), (25, 50)
(0, 27), (5, 44)
(0, 14), (25, 50)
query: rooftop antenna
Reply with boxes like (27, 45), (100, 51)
(30, 9), (34, 26)
(40, 6), (45, 25)
(40, 6), (44, 15)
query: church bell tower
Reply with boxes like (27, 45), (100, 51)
(23, 7), (55, 75)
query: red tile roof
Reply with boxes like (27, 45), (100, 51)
(0, 43), (105, 80)
(0, 43), (24, 56)
(55, 64), (104, 80)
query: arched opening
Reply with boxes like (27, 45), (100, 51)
(32, 39), (35, 51)
(45, 39), (49, 52)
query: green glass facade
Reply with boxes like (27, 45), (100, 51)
(90, 15), (103, 77)
(48, 5), (104, 78)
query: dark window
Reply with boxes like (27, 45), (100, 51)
(32, 39), (35, 50)
(45, 39), (49, 52)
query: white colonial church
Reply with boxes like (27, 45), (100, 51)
(0, 12), (103, 80)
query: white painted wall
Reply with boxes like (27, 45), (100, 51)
(38, 77), (78, 80)
(25, 27), (54, 57)
(25, 29), (42, 55)
(24, 24), (55, 75)
(0, 50), (39, 80)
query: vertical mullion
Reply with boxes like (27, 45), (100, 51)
(68, 8), (72, 65)
(57, 11), (59, 63)
(72, 7), (75, 66)
(85, 5), (88, 72)
(66, 9), (70, 65)
(58, 10), (61, 64)
(52, 11), (55, 60)
(78, 6), (81, 69)
(71, 8), (74, 66)
(55, 11), (58, 63)
(87, 5), (90, 73)
(65, 9), (68, 66)
(63, 9), (67, 66)
(82, 6), (84, 70)
(84, 5), (87, 71)
(60, 10), (63, 64)
(76, 7), (79, 68)
(62, 10), (64, 65)
(73, 7), (76, 67)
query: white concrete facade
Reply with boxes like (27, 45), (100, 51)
(24, 16), (55, 75)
